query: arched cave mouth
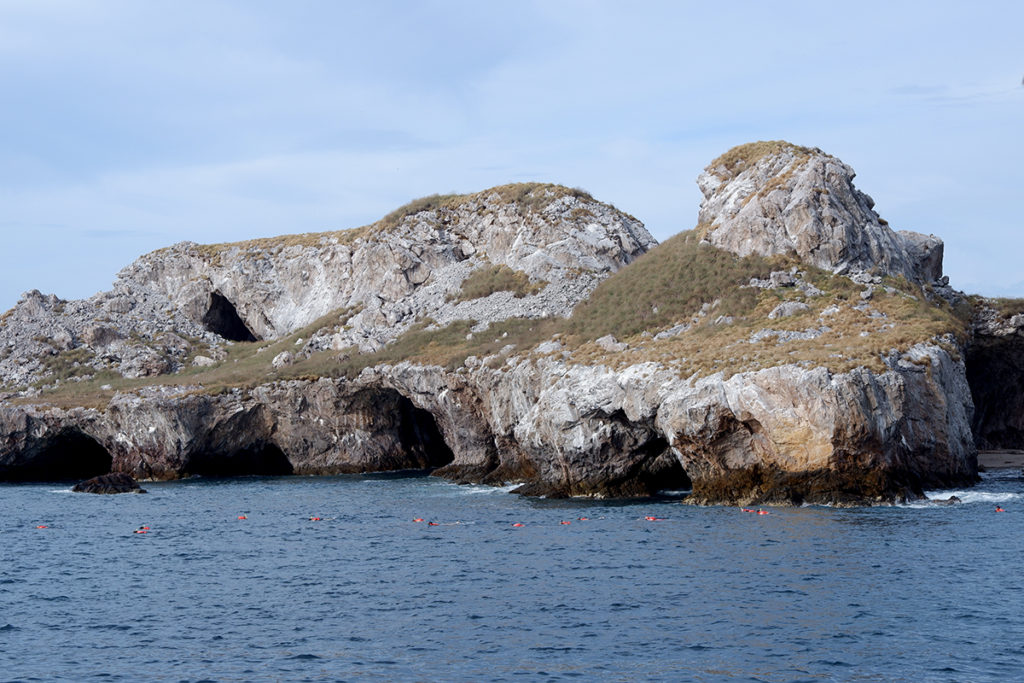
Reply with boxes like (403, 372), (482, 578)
(635, 436), (692, 495)
(966, 335), (1024, 450)
(202, 291), (258, 342)
(394, 394), (455, 471)
(184, 443), (294, 478)
(0, 431), (113, 482)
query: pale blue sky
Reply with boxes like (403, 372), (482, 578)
(1, 1), (1021, 311)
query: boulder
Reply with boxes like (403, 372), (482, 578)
(72, 472), (146, 494)
(698, 141), (943, 284)
(768, 302), (811, 319)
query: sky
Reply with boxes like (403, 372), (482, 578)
(1, 1), (1021, 312)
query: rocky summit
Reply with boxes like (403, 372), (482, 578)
(1, 145), (1022, 505)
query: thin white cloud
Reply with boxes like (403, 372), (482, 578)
(1, 0), (1022, 310)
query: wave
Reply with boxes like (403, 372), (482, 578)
(451, 483), (521, 495)
(924, 490), (1022, 505)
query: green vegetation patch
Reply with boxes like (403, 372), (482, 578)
(567, 230), (778, 341)
(34, 347), (96, 386)
(453, 264), (546, 302)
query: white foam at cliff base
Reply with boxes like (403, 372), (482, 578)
(447, 482), (520, 496)
(925, 490), (1022, 505)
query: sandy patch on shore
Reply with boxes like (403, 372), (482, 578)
(979, 451), (1024, 469)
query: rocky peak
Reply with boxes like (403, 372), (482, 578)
(697, 141), (943, 284)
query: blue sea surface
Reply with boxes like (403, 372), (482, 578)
(1, 470), (1022, 682)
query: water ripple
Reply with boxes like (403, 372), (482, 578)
(0, 474), (1022, 681)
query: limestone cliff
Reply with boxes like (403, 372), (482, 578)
(1, 145), (1010, 505)
(698, 141), (943, 283)
(0, 184), (653, 388)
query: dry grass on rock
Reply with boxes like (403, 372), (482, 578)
(988, 297), (1024, 318)
(708, 140), (820, 180)
(186, 183), (603, 267)
(20, 226), (973, 408)
(566, 230), (777, 342)
(453, 264), (546, 302)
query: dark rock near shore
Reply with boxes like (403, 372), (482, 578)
(72, 472), (146, 494)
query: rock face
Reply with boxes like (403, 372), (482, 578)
(0, 147), (1001, 504)
(698, 141), (943, 283)
(0, 184), (654, 387)
(72, 472), (146, 494)
(0, 339), (977, 504)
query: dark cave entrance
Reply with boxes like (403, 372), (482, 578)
(618, 434), (693, 497)
(202, 291), (258, 342)
(0, 431), (113, 482)
(966, 335), (1024, 449)
(394, 395), (455, 470)
(643, 437), (692, 493)
(183, 442), (294, 478)
(590, 409), (692, 497)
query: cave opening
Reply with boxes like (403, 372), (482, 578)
(0, 430), (113, 482)
(638, 437), (692, 494)
(184, 442), (294, 478)
(966, 335), (1024, 450)
(202, 291), (258, 342)
(395, 395), (455, 470)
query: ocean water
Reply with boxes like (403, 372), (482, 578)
(2, 470), (1023, 682)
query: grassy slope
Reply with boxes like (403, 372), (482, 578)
(20, 226), (979, 410)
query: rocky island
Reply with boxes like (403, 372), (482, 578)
(2, 141), (1022, 505)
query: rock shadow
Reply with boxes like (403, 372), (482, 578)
(0, 430), (113, 482)
(967, 334), (1024, 449)
(202, 291), (258, 342)
(183, 442), (294, 478)
(394, 393), (455, 470)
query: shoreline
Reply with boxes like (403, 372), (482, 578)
(978, 450), (1024, 469)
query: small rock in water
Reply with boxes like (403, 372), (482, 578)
(72, 472), (146, 494)
(930, 495), (961, 506)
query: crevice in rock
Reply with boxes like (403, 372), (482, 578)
(0, 430), (113, 482)
(202, 291), (258, 342)
(184, 442), (294, 477)
(966, 334), (1024, 449)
